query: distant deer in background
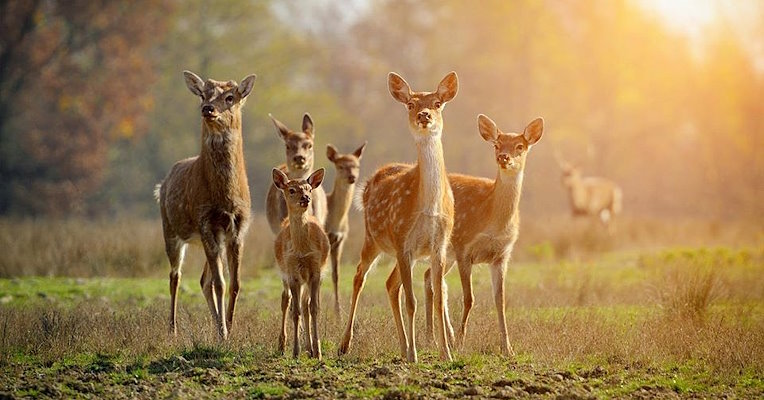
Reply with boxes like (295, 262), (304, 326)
(555, 152), (622, 228)
(325, 142), (367, 314)
(423, 115), (544, 356)
(265, 113), (328, 235)
(272, 168), (330, 359)
(155, 70), (256, 340)
(338, 72), (459, 362)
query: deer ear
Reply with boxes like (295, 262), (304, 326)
(269, 114), (290, 140)
(523, 117), (544, 145)
(436, 71), (458, 102)
(272, 168), (289, 190)
(326, 144), (338, 162)
(388, 72), (412, 104)
(183, 70), (205, 97)
(353, 141), (367, 159)
(302, 113), (314, 137)
(477, 114), (498, 142)
(307, 168), (325, 189)
(238, 74), (256, 98)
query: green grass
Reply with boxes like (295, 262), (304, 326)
(1, 244), (762, 398)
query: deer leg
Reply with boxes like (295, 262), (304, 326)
(225, 237), (242, 334)
(290, 282), (301, 358)
(423, 268), (434, 344)
(430, 249), (452, 361)
(338, 239), (380, 356)
(385, 266), (408, 359)
(457, 260), (474, 348)
(201, 228), (227, 340)
(166, 239), (186, 336)
(310, 275), (322, 360)
(396, 252), (418, 363)
(491, 260), (514, 357)
(199, 262), (219, 329)
(278, 282), (290, 355)
(329, 233), (345, 315)
(301, 287), (312, 356)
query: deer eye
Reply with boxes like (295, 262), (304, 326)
(434, 101), (442, 108)
(225, 95), (234, 104)
(288, 188), (295, 194)
(515, 144), (525, 152)
(406, 102), (415, 110)
(304, 143), (312, 150)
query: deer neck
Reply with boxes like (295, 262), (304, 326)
(287, 210), (312, 253)
(199, 115), (248, 194)
(326, 179), (354, 231)
(414, 134), (449, 216)
(490, 168), (524, 228)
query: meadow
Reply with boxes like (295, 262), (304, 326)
(0, 216), (762, 398)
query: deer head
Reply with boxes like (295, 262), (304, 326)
(273, 168), (325, 213)
(184, 70), (255, 130)
(269, 113), (316, 174)
(478, 115), (544, 173)
(326, 142), (366, 185)
(388, 72), (458, 140)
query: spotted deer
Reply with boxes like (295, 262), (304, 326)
(273, 168), (330, 359)
(156, 70), (256, 340)
(265, 113), (328, 234)
(338, 72), (459, 362)
(556, 154), (622, 227)
(325, 142), (367, 314)
(422, 115), (544, 356)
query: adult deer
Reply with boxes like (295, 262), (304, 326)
(265, 113), (327, 234)
(273, 168), (330, 359)
(325, 142), (367, 314)
(338, 72), (458, 362)
(555, 153), (622, 227)
(423, 115), (544, 356)
(156, 70), (256, 340)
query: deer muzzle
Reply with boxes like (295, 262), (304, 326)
(298, 195), (310, 208)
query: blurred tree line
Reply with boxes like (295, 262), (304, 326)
(0, 0), (761, 219)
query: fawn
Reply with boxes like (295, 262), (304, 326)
(273, 168), (330, 359)
(156, 70), (256, 340)
(338, 72), (459, 362)
(265, 113), (328, 235)
(556, 154), (622, 227)
(423, 115), (544, 356)
(325, 142), (367, 314)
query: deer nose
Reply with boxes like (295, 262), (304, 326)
(293, 155), (306, 164)
(202, 105), (214, 116)
(348, 175), (357, 184)
(417, 111), (432, 124)
(497, 154), (510, 164)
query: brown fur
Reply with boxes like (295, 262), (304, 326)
(558, 157), (623, 227)
(273, 168), (330, 359)
(338, 72), (459, 362)
(157, 70), (255, 340)
(423, 115), (544, 356)
(265, 113), (327, 234)
(324, 142), (366, 314)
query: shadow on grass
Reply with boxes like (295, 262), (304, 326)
(146, 343), (232, 374)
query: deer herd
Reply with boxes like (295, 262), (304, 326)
(155, 69), (622, 362)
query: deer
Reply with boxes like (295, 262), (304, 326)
(422, 115), (544, 356)
(272, 168), (330, 359)
(338, 71), (459, 363)
(155, 70), (256, 340)
(325, 142), (367, 314)
(265, 113), (328, 235)
(555, 153), (622, 228)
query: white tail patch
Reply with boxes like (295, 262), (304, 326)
(153, 183), (162, 203)
(353, 179), (368, 212)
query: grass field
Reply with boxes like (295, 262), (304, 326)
(0, 217), (763, 398)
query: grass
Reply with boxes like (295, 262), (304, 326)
(0, 217), (762, 398)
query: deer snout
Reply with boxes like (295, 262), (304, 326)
(417, 111), (432, 125)
(293, 155), (306, 165)
(497, 154), (512, 168)
(202, 105), (215, 117)
(348, 175), (357, 184)
(298, 195), (310, 208)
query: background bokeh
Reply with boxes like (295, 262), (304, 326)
(0, 0), (761, 221)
